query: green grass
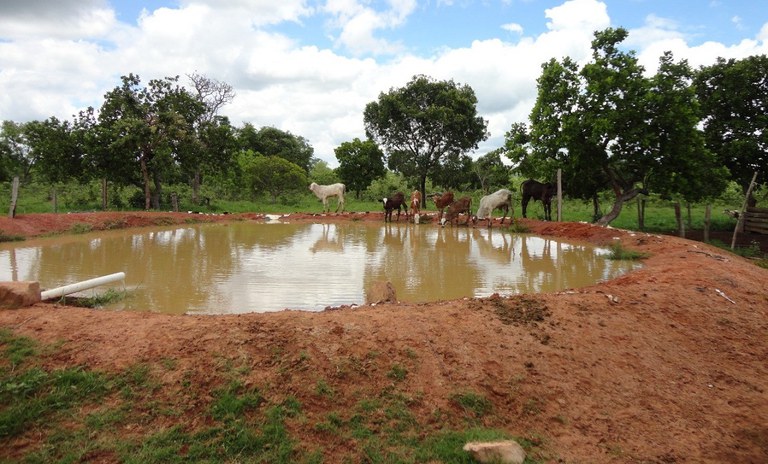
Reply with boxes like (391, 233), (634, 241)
(0, 232), (24, 243)
(606, 241), (650, 260)
(0, 329), (551, 463)
(57, 288), (129, 308)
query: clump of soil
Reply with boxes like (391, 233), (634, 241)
(1, 211), (767, 463)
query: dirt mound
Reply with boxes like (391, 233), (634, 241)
(1, 211), (767, 462)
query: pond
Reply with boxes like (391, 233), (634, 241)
(0, 222), (639, 315)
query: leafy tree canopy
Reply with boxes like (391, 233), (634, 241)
(245, 155), (308, 202)
(334, 138), (386, 198)
(695, 54), (768, 204)
(363, 74), (489, 200)
(0, 121), (31, 182)
(237, 124), (314, 173)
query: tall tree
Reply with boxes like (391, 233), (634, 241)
(334, 138), (385, 198)
(363, 75), (489, 200)
(646, 52), (728, 203)
(695, 55), (768, 205)
(98, 74), (205, 209)
(519, 28), (717, 225)
(185, 73), (236, 203)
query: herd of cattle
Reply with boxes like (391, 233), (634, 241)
(309, 180), (556, 227)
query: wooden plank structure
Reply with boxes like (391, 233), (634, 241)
(743, 206), (768, 235)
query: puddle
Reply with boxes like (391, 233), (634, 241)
(0, 222), (639, 314)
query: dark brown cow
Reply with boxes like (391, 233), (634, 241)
(521, 179), (555, 221)
(383, 192), (408, 222)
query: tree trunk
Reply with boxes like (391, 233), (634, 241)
(596, 188), (646, 226)
(592, 194), (600, 223)
(101, 178), (108, 210)
(637, 198), (645, 231)
(152, 174), (163, 210)
(140, 155), (152, 210)
(192, 171), (200, 204)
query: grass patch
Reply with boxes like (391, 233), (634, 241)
(209, 380), (264, 420)
(0, 328), (38, 367)
(57, 288), (129, 308)
(506, 218), (531, 233)
(69, 222), (93, 234)
(451, 391), (493, 420)
(387, 363), (408, 382)
(606, 241), (649, 260)
(0, 231), (24, 242)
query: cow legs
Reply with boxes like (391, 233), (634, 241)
(499, 205), (509, 227)
(544, 201), (551, 221)
(335, 196), (344, 213)
(521, 197), (530, 218)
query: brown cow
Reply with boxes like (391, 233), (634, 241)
(442, 196), (472, 227)
(431, 191), (454, 223)
(410, 190), (422, 216)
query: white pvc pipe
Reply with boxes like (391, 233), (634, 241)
(41, 272), (126, 300)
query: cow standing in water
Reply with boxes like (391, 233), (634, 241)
(520, 179), (555, 221)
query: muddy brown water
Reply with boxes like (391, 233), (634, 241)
(0, 222), (639, 314)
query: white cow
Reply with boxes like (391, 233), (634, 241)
(309, 182), (346, 213)
(473, 188), (514, 228)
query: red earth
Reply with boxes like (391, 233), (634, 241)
(1, 211), (767, 463)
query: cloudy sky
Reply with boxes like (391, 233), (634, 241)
(1, 0), (766, 167)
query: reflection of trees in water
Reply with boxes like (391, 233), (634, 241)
(518, 237), (619, 292)
(365, 224), (479, 302)
(229, 222), (312, 250)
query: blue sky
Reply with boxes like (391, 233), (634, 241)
(1, 0), (767, 165)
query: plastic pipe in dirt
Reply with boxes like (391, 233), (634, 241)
(41, 272), (126, 300)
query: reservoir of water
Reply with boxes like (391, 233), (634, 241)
(0, 222), (639, 315)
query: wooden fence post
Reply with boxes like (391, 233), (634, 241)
(674, 202), (685, 237)
(556, 168), (562, 222)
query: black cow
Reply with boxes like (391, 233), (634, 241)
(383, 192), (408, 222)
(520, 179), (555, 221)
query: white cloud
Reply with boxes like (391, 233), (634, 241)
(502, 23), (524, 35)
(179, 0), (313, 26)
(544, 0), (609, 32)
(323, 0), (417, 56)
